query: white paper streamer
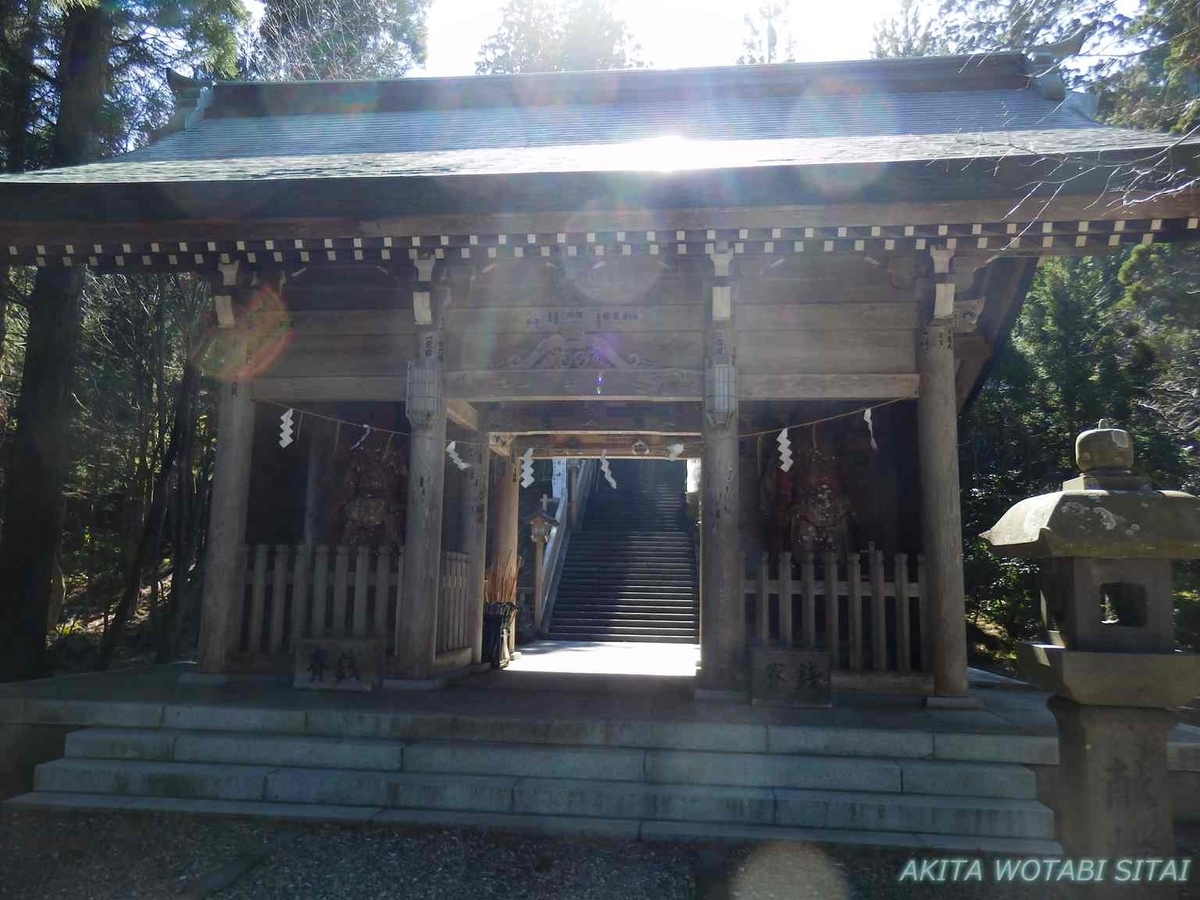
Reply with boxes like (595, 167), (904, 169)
(863, 408), (878, 451)
(667, 442), (684, 461)
(350, 424), (372, 451)
(445, 441), (470, 471)
(519, 447), (535, 488)
(278, 408), (295, 448)
(776, 427), (793, 472)
(600, 450), (617, 489)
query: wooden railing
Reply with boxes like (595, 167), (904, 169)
(538, 459), (597, 632)
(740, 546), (927, 674)
(239, 544), (473, 666)
(436, 551), (470, 656)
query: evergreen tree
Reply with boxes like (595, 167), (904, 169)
(476, 0), (642, 75)
(0, 0), (245, 681)
(737, 2), (794, 65)
(255, 0), (431, 80)
(871, 0), (1200, 662)
(872, 0), (947, 59)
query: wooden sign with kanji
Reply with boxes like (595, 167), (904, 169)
(750, 647), (832, 707)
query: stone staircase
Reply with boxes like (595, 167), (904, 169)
(547, 460), (698, 643)
(9, 707), (1059, 852)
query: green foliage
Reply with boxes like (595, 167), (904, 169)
(959, 256), (1195, 643)
(476, 0), (642, 75)
(872, 0), (947, 59)
(870, 0), (1200, 657)
(254, 0), (430, 80)
(737, 2), (794, 65)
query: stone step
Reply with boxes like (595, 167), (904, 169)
(556, 591), (696, 598)
(552, 610), (698, 620)
(27, 759), (1052, 839)
(562, 555), (695, 563)
(547, 624), (698, 635)
(572, 534), (692, 541)
(550, 612), (698, 623)
(553, 602), (698, 610)
(557, 585), (696, 592)
(2, 793), (1063, 854)
(545, 631), (698, 643)
(565, 550), (693, 558)
(57, 730), (1038, 799)
(554, 598), (696, 607)
(4, 698), (1066, 765)
(559, 569), (697, 578)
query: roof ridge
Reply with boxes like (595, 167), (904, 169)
(205, 54), (1037, 119)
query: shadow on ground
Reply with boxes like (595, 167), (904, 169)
(3, 808), (1197, 900)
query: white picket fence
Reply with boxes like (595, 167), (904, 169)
(238, 544), (473, 664)
(740, 546), (927, 674)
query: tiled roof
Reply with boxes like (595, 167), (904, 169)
(1, 58), (1192, 188)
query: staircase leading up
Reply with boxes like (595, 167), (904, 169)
(547, 460), (698, 643)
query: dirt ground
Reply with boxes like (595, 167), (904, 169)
(3, 807), (1199, 900)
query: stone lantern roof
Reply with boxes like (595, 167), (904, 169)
(981, 421), (1200, 560)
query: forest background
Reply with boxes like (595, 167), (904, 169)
(0, 0), (1196, 678)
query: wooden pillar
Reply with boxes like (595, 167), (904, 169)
(918, 321), (968, 697)
(533, 540), (546, 629)
(699, 249), (743, 694)
(396, 267), (446, 680)
(462, 438), (489, 664)
(197, 366), (255, 673)
(490, 452), (519, 577)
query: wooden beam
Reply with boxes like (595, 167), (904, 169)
(481, 401), (702, 435)
(737, 330), (916, 376)
(445, 399), (479, 431)
(6, 191), (1196, 249)
(251, 376), (406, 402)
(736, 302), (918, 331)
(444, 368), (702, 402)
(955, 334), (992, 362)
(510, 432), (700, 459)
(445, 303), (703, 332)
(281, 309), (415, 335)
(737, 373), (920, 400)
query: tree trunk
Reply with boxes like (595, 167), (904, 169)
(0, 5), (111, 681)
(0, 267), (87, 679)
(99, 356), (201, 667)
(0, 0), (45, 446)
(158, 363), (198, 663)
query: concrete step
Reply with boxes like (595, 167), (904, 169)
(27, 758), (1051, 839)
(558, 573), (697, 581)
(555, 596), (698, 603)
(545, 631), (698, 643)
(550, 613), (698, 623)
(572, 534), (692, 541)
(3, 793), (1063, 854)
(547, 624), (698, 635)
(54, 730), (1039, 800)
(554, 597), (698, 607)
(556, 585), (700, 592)
(552, 610), (698, 621)
(3, 699), (1064, 764)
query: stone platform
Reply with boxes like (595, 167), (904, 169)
(4, 657), (1200, 852)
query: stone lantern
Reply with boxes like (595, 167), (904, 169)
(983, 420), (1200, 870)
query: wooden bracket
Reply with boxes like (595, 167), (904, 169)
(213, 259), (240, 328)
(930, 246), (954, 275)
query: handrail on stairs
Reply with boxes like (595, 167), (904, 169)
(536, 459), (597, 633)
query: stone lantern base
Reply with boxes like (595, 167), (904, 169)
(1049, 696), (1177, 861)
(1018, 643), (1200, 707)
